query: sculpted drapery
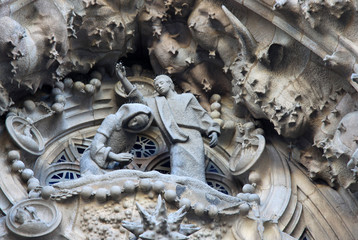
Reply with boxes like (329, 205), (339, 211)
(128, 86), (220, 182)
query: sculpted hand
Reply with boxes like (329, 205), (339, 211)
(109, 152), (133, 165)
(209, 132), (218, 148)
(115, 62), (126, 80)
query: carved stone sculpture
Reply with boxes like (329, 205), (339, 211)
(116, 63), (220, 182)
(80, 103), (153, 175)
(229, 122), (265, 176)
(1, 0), (358, 239)
(122, 195), (200, 239)
(6, 199), (62, 238)
(6, 116), (45, 155)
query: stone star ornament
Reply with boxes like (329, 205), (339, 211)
(122, 195), (200, 240)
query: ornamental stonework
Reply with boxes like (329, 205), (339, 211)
(0, 0), (357, 240)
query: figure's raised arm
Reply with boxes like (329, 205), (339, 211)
(115, 62), (135, 94)
(115, 62), (146, 104)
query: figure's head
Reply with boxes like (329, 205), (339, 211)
(154, 75), (175, 96)
(119, 103), (154, 133)
(127, 113), (150, 131)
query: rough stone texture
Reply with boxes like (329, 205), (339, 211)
(0, 0), (358, 239)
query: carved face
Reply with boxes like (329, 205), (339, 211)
(154, 76), (173, 96)
(127, 114), (150, 131)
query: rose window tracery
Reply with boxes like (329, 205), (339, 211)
(207, 179), (230, 195)
(34, 128), (239, 195)
(52, 151), (69, 164)
(46, 168), (81, 185)
(130, 135), (158, 158)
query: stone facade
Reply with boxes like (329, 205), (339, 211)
(0, 0), (358, 239)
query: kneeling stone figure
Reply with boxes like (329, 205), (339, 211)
(80, 103), (153, 175)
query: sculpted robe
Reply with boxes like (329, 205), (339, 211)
(129, 88), (220, 182)
(80, 103), (153, 175)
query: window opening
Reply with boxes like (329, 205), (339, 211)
(206, 179), (230, 195)
(52, 151), (69, 164)
(46, 170), (81, 185)
(205, 161), (224, 175)
(130, 135), (158, 158)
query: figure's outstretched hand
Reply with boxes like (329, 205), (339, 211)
(109, 152), (133, 165)
(115, 62), (126, 80)
(209, 132), (218, 148)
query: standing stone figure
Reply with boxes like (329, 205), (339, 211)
(116, 64), (220, 182)
(80, 103), (153, 175)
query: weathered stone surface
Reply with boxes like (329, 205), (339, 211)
(0, 0), (358, 239)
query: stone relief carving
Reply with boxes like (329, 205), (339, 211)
(0, 0), (140, 114)
(45, 170), (250, 239)
(5, 116), (45, 155)
(273, 0), (354, 28)
(229, 122), (265, 176)
(80, 103), (153, 175)
(0, 0), (358, 239)
(122, 195), (200, 239)
(5, 199), (62, 238)
(116, 63), (220, 182)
